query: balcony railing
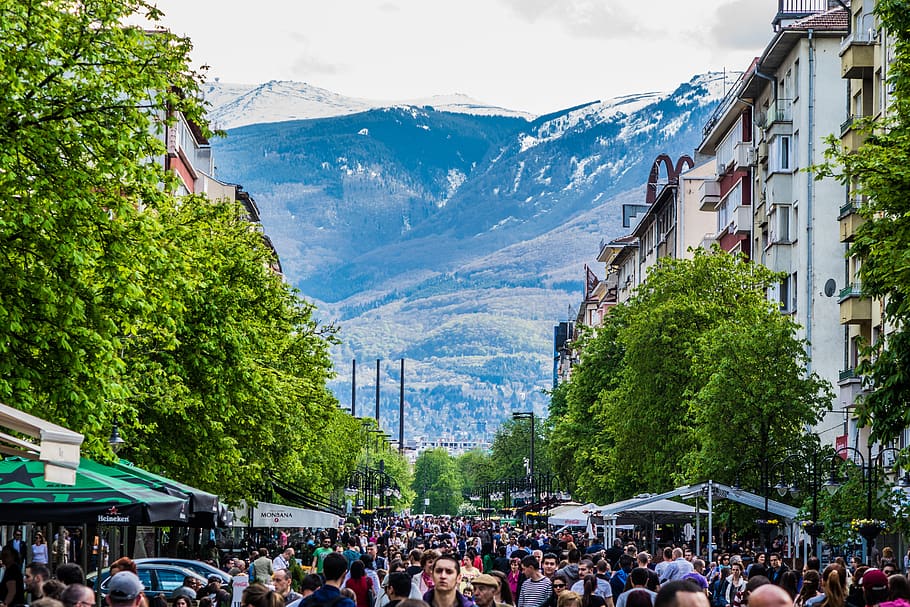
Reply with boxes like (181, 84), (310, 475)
(838, 283), (864, 301)
(762, 99), (793, 128)
(839, 197), (862, 218)
(839, 368), (859, 382)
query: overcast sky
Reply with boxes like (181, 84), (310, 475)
(148, 0), (779, 115)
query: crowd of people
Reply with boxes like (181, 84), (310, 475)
(3, 516), (910, 607)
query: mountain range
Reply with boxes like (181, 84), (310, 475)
(207, 74), (732, 444)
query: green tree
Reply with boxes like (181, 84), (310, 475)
(489, 418), (550, 480)
(0, 0), (208, 453)
(456, 449), (496, 495)
(0, 0), (360, 502)
(817, 1), (910, 445)
(547, 250), (832, 502)
(412, 448), (462, 515)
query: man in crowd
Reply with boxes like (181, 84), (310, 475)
(367, 544), (387, 571)
(302, 553), (356, 607)
(252, 548), (273, 584)
(661, 548), (694, 583)
(654, 580), (709, 607)
(384, 572), (412, 607)
(747, 584), (791, 607)
(25, 563), (50, 602)
(541, 554), (559, 581)
(472, 574), (505, 607)
(273, 548), (295, 573)
(61, 582), (95, 607)
(343, 538), (362, 569)
(518, 555), (553, 607)
(766, 554), (788, 586)
(313, 538), (334, 576)
(423, 554), (473, 607)
(274, 569), (303, 604)
(615, 568), (658, 607)
(106, 572), (144, 607)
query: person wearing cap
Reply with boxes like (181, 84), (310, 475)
(107, 572), (144, 607)
(473, 574), (507, 607)
(202, 575), (231, 607)
(862, 569), (891, 607)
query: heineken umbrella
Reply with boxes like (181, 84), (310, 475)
(0, 458), (188, 525)
(110, 459), (222, 527)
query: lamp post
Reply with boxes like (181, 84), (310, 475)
(823, 444), (909, 563)
(512, 411), (535, 501)
(771, 447), (832, 560)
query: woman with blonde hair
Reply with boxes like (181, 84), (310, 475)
(820, 563), (847, 607)
(241, 584), (284, 607)
(558, 591), (582, 607)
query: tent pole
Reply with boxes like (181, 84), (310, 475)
(695, 497), (701, 558)
(707, 481), (714, 564)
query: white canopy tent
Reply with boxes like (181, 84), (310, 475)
(0, 403), (83, 484)
(548, 502), (597, 527)
(234, 500), (340, 529)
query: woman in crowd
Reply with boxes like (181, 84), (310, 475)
(490, 570), (515, 606)
(507, 558), (521, 601)
(345, 560), (375, 607)
(795, 570), (822, 607)
(31, 533), (48, 566)
(241, 585), (283, 607)
(0, 546), (25, 607)
(580, 576), (605, 607)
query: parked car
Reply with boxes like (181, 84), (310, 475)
(87, 564), (207, 596)
(133, 558), (232, 585)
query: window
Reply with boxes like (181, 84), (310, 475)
(771, 205), (791, 243)
(779, 275), (790, 312)
(769, 135), (792, 172)
(791, 272), (798, 312)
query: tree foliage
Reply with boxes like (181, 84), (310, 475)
(0, 0), (359, 503)
(412, 448), (463, 515)
(816, 0), (910, 444)
(547, 249), (832, 503)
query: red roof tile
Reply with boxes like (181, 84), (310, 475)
(787, 7), (849, 31)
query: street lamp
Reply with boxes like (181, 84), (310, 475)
(512, 411), (535, 500)
(823, 444), (908, 563)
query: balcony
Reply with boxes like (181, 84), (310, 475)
(839, 198), (866, 242)
(699, 180), (720, 211)
(838, 368), (862, 385)
(841, 31), (876, 79)
(762, 99), (793, 130)
(730, 205), (752, 235)
(733, 142), (755, 170)
(840, 115), (868, 151)
(839, 283), (872, 325)
(699, 233), (717, 251)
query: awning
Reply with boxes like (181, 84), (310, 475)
(0, 403), (83, 485)
(589, 497), (698, 525)
(234, 500), (340, 529)
(0, 457), (188, 525)
(113, 460), (223, 527)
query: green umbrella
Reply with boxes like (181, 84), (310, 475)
(0, 457), (188, 524)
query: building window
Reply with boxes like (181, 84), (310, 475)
(769, 135), (792, 172)
(770, 205), (791, 243)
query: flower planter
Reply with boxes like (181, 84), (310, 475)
(804, 523), (824, 538)
(858, 524), (883, 541)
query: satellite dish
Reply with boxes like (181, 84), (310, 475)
(824, 279), (837, 297)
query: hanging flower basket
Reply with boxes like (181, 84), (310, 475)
(800, 521), (825, 538)
(851, 519), (886, 541)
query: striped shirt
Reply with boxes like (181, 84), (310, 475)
(518, 576), (552, 607)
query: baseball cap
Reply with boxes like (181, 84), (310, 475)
(472, 574), (500, 588)
(862, 568), (889, 590)
(207, 574), (223, 583)
(109, 572), (144, 602)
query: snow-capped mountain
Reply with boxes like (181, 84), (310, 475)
(205, 80), (534, 129)
(210, 73), (733, 438)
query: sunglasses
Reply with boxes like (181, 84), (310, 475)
(553, 584), (566, 589)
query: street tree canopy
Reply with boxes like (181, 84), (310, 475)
(0, 0), (358, 502)
(547, 249), (832, 503)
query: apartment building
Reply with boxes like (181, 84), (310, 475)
(697, 0), (849, 445)
(837, 0), (905, 453)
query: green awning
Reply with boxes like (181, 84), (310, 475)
(0, 457), (188, 525)
(111, 459), (225, 527)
